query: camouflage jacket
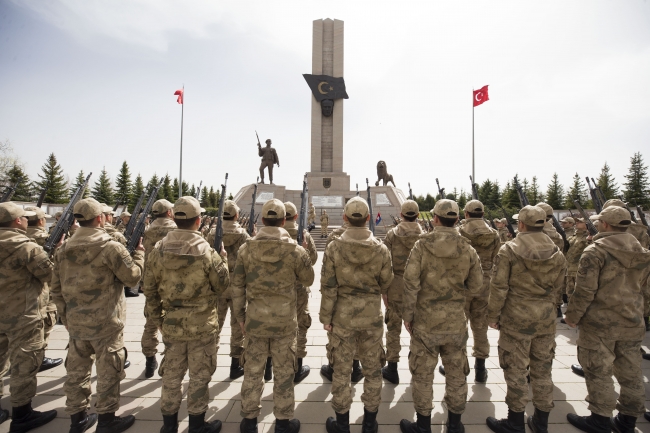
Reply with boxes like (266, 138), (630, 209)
(320, 214), (329, 225)
(627, 222), (650, 249)
(383, 222), (423, 276)
(51, 226), (144, 340)
(320, 226), (393, 330)
(284, 220), (318, 265)
(104, 223), (127, 246)
(232, 226), (314, 337)
(402, 226), (483, 335)
(143, 229), (229, 341)
(26, 226), (56, 313)
(206, 220), (250, 273)
(565, 230), (590, 275)
(543, 221), (565, 252)
(143, 217), (177, 258)
(0, 228), (53, 334)
(498, 227), (511, 243)
(459, 219), (501, 297)
(487, 232), (566, 335)
(565, 232), (650, 341)
(564, 227), (576, 238)
(326, 223), (349, 248)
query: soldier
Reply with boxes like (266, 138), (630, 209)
(206, 200), (248, 380)
(116, 211), (131, 234)
(380, 200), (423, 385)
(0, 202), (58, 432)
(565, 206), (650, 433)
(284, 201), (318, 383)
(485, 205), (566, 433)
(24, 206), (63, 372)
(320, 210), (329, 238)
(143, 196), (230, 433)
(560, 217), (591, 327)
(560, 216), (576, 238)
(48, 210), (63, 234)
(140, 199), (176, 379)
(496, 218), (512, 243)
(233, 199), (314, 433)
(257, 138), (280, 184)
(536, 202), (565, 318)
(320, 197), (393, 433)
(101, 203), (127, 245)
(308, 202), (316, 226)
(399, 199), (483, 433)
(51, 198), (144, 433)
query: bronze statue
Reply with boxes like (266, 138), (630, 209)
(375, 160), (396, 187)
(257, 137), (279, 184)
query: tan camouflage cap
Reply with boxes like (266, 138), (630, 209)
(500, 218), (507, 224)
(152, 199), (174, 216)
(536, 202), (553, 217)
(223, 200), (240, 218)
(99, 203), (114, 215)
(262, 199), (285, 219)
(173, 196), (205, 219)
(344, 197), (369, 219)
(590, 206), (631, 227)
(24, 206), (51, 220)
(74, 198), (103, 222)
(120, 211), (131, 217)
(602, 198), (626, 209)
(512, 205), (546, 227)
(0, 202), (36, 223)
(284, 201), (298, 218)
(401, 200), (419, 217)
(432, 199), (459, 218)
(54, 211), (63, 219)
(560, 216), (575, 224)
(463, 199), (484, 214)
(492, 218), (501, 224)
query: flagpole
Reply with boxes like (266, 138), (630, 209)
(472, 88), (475, 184)
(179, 85), (184, 198)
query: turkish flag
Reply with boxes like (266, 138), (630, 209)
(174, 89), (183, 104)
(473, 85), (489, 107)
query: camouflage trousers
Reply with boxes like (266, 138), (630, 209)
(296, 286), (311, 358)
(565, 275), (576, 299)
(385, 275), (404, 363)
(65, 331), (126, 415)
(159, 334), (217, 416)
(141, 309), (160, 358)
(0, 323), (44, 406)
(498, 329), (555, 413)
(464, 296), (489, 359)
(577, 331), (645, 417)
(216, 294), (244, 358)
(240, 333), (296, 420)
(43, 310), (57, 350)
(329, 325), (385, 414)
(409, 330), (469, 415)
(321, 224), (328, 237)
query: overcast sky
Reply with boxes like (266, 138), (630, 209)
(1, 0), (649, 198)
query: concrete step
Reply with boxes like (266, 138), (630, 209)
(311, 226), (388, 251)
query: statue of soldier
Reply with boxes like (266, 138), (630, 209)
(257, 139), (280, 185)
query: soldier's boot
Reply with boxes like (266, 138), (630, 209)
(566, 412), (610, 433)
(69, 410), (99, 433)
(124, 287), (139, 298)
(610, 413), (637, 433)
(645, 316), (650, 332)
(643, 353), (650, 361)
(438, 365), (446, 376)
(275, 418), (300, 433)
(570, 364), (585, 377)
(320, 364), (333, 382)
(399, 412), (431, 433)
(381, 361), (399, 384)
(474, 358), (488, 383)
(562, 294), (568, 305)
(230, 357), (244, 380)
(645, 412), (650, 422)
(124, 360), (131, 369)
(294, 358), (310, 383)
(145, 356), (158, 379)
(351, 360), (363, 383)
(95, 412), (135, 433)
(9, 401), (57, 433)
(160, 413), (178, 433)
(0, 402), (8, 425)
(361, 408), (378, 433)
(264, 357), (273, 382)
(325, 411), (350, 433)
(446, 411), (464, 433)
(188, 412), (222, 433)
(526, 408), (549, 433)
(240, 417), (258, 433)
(486, 408), (525, 433)
(556, 307), (563, 318)
(38, 357), (63, 372)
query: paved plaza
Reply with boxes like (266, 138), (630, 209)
(1, 252), (649, 433)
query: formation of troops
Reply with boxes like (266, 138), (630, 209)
(0, 184), (649, 433)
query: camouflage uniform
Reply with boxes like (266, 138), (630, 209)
(104, 222), (127, 245)
(564, 229), (590, 298)
(308, 204), (316, 226)
(320, 212), (329, 238)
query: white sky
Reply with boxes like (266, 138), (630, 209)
(1, 0), (649, 198)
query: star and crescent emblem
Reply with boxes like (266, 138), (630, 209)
(303, 74), (349, 101)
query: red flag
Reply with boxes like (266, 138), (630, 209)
(473, 85), (489, 107)
(174, 89), (183, 104)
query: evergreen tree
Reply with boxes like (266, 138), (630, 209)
(35, 153), (68, 204)
(200, 186), (210, 207)
(623, 152), (650, 206)
(208, 186), (217, 207)
(147, 174), (162, 200)
(545, 173), (565, 210)
(596, 162), (619, 200)
(457, 189), (468, 210)
(172, 178), (180, 202)
(162, 175), (174, 202)
(182, 181), (190, 197)
(5, 164), (32, 201)
(488, 181), (502, 208)
(501, 181), (520, 209)
(70, 170), (91, 199)
(189, 184), (196, 199)
(528, 176), (544, 204)
(564, 173), (590, 208)
(113, 161), (133, 205)
(522, 178), (530, 202)
(129, 174), (145, 211)
(92, 167), (114, 204)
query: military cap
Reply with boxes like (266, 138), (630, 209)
(54, 211), (63, 219)
(284, 201), (298, 218)
(344, 197), (369, 219)
(99, 203), (114, 215)
(73, 198), (103, 222)
(590, 206), (631, 227)
(0, 202), (36, 224)
(152, 199), (174, 215)
(401, 200), (420, 217)
(602, 198), (626, 210)
(173, 196), (205, 219)
(24, 206), (51, 221)
(575, 217), (586, 223)
(262, 199), (285, 219)
(463, 199), (484, 214)
(512, 205), (546, 227)
(432, 199), (459, 218)
(120, 211), (131, 217)
(223, 200), (240, 218)
(493, 218), (501, 224)
(500, 218), (507, 224)
(560, 216), (575, 224)
(536, 202), (554, 217)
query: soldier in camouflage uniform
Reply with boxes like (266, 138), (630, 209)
(144, 196), (229, 433)
(101, 203), (127, 245)
(284, 201), (318, 383)
(565, 206), (650, 433)
(400, 199), (483, 433)
(0, 202), (58, 432)
(560, 216), (576, 238)
(308, 203), (316, 226)
(563, 218), (590, 300)
(320, 197), (393, 433)
(116, 211), (130, 234)
(320, 210), (329, 238)
(51, 198), (144, 433)
(232, 199), (314, 433)
(485, 205), (566, 433)
(380, 200), (422, 385)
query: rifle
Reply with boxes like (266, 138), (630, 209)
(633, 200), (650, 235)
(256, 131), (262, 149)
(486, 210), (497, 229)
(573, 199), (599, 236)
(591, 178), (607, 205)
(585, 177), (602, 214)
(297, 174), (308, 244)
(198, 215), (208, 232)
(617, 195), (637, 223)
(1, 177), (23, 203)
(195, 181), (203, 200)
(550, 212), (569, 252)
(513, 175), (530, 207)
(356, 183), (359, 197)
(124, 186), (148, 238)
(36, 186), (48, 208)
(470, 176), (479, 201)
(366, 178), (375, 235)
(435, 178), (445, 200)
(44, 173), (92, 253)
(126, 180), (164, 254)
(112, 195), (125, 212)
(425, 213), (434, 231)
(499, 206), (517, 239)
(213, 174), (228, 251)
(408, 182), (413, 200)
(390, 214), (399, 225)
(249, 178), (259, 236)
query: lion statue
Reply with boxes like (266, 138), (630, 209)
(375, 160), (396, 187)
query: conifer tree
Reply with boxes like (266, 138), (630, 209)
(596, 162), (619, 200)
(147, 174), (162, 200)
(527, 176), (544, 204)
(623, 152), (649, 207)
(564, 173), (590, 208)
(501, 181), (520, 209)
(113, 161), (133, 205)
(545, 173), (565, 210)
(172, 178), (180, 202)
(92, 167), (114, 204)
(70, 170), (91, 199)
(162, 175), (174, 202)
(129, 174), (144, 211)
(200, 186), (210, 207)
(35, 153), (68, 204)
(5, 164), (32, 201)
(457, 189), (468, 210)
